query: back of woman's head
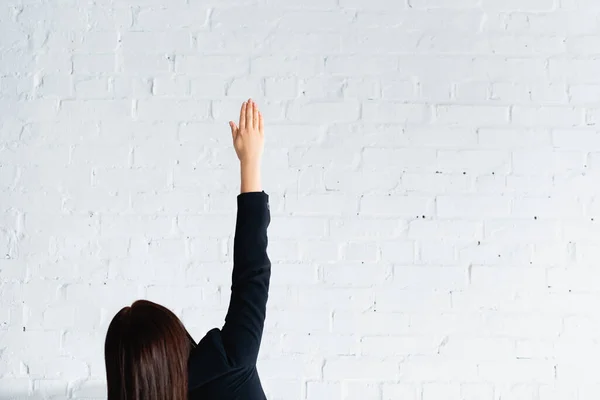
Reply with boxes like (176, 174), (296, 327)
(104, 299), (196, 400)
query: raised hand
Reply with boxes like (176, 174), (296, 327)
(229, 99), (264, 193)
(229, 99), (264, 167)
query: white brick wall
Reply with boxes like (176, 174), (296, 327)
(1, 0), (599, 398)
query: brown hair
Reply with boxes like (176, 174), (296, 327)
(104, 299), (196, 400)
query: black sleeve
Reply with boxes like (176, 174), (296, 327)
(219, 191), (271, 367)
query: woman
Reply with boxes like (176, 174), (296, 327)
(104, 99), (271, 400)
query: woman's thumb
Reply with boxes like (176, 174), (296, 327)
(229, 121), (237, 136)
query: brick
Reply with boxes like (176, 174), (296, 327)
(323, 168), (402, 194)
(176, 55), (249, 75)
(512, 106), (584, 127)
(324, 357), (398, 380)
(400, 357), (479, 381)
(251, 56), (324, 76)
(322, 263), (391, 287)
(363, 148), (437, 172)
(73, 54), (115, 74)
(394, 266), (468, 290)
(478, 128), (552, 148)
(360, 195), (434, 217)
(479, 360), (556, 383)
(332, 311), (410, 335)
(326, 56), (399, 75)
(135, 6), (210, 30)
(136, 99), (210, 121)
(437, 196), (512, 218)
(363, 102), (431, 123)
(436, 105), (509, 125)
(287, 100), (360, 123)
(512, 150), (586, 174)
(382, 384), (419, 400)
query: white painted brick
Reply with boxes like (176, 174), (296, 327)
(422, 383), (462, 400)
(437, 195), (512, 218)
(342, 382), (381, 400)
(288, 100), (360, 123)
(409, 220), (482, 241)
(512, 106), (584, 127)
(325, 56), (398, 75)
(440, 336), (515, 359)
(120, 53), (171, 74)
(265, 77), (297, 98)
(471, 266), (547, 291)
(341, 241), (378, 262)
(73, 54), (115, 74)
(121, 31), (192, 54)
(298, 240), (339, 262)
(478, 128), (552, 148)
(380, 241), (415, 263)
(134, 6), (209, 30)
(490, 82), (531, 103)
(307, 382), (341, 399)
(547, 268), (600, 291)
(295, 287), (375, 312)
(394, 266), (467, 290)
(363, 148), (437, 172)
(363, 102), (431, 123)
(549, 59), (600, 83)
(400, 357), (479, 381)
(461, 383), (495, 400)
(281, 333), (358, 356)
(479, 360), (556, 383)
(266, 309), (330, 333)
(438, 150), (511, 174)
(569, 84), (600, 104)
(251, 56), (324, 77)
(74, 76), (110, 99)
(382, 384), (419, 400)
(323, 357), (398, 380)
(512, 150), (586, 174)
(375, 289), (451, 313)
(417, 240), (460, 265)
(512, 196), (583, 218)
(323, 168), (402, 194)
(176, 55), (249, 75)
(381, 79), (416, 101)
(323, 263), (391, 287)
(332, 311), (410, 335)
(341, 30), (419, 53)
(136, 99), (210, 121)
(360, 195), (434, 217)
(361, 335), (439, 357)
(485, 220), (560, 242)
(402, 172), (472, 193)
(489, 35), (565, 56)
(330, 218), (405, 239)
(405, 127), (478, 148)
(262, 33), (342, 55)
(435, 105), (509, 125)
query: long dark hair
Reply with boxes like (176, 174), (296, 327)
(104, 299), (196, 400)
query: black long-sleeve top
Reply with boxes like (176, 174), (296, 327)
(188, 191), (271, 400)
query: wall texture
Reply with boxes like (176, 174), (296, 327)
(2, 0), (600, 399)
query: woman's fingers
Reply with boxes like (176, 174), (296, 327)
(259, 111), (264, 134)
(253, 101), (259, 129)
(246, 98), (254, 129)
(239, 101), (247, 130)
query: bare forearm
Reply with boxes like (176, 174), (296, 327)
(240, 162), (261, 193)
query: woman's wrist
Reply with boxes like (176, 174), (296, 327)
(240, 160), (262, 193)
